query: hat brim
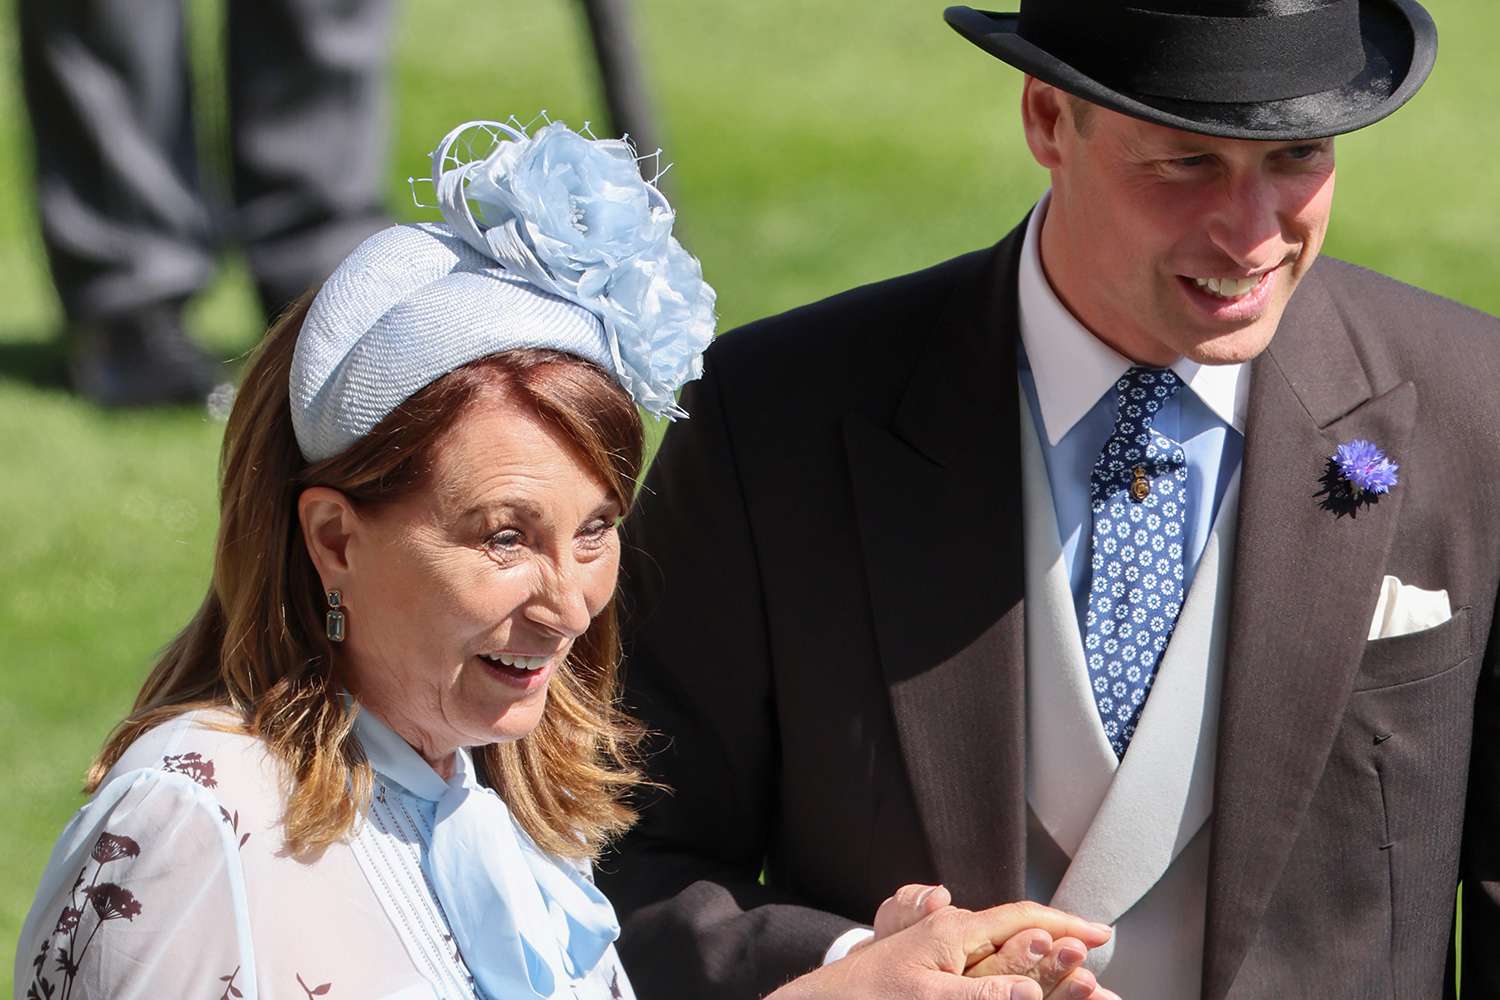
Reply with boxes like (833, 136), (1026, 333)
(944, 0), (1437, 140)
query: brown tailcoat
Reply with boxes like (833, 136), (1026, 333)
(601, 221), (1500, 999)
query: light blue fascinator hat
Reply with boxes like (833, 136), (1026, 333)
(289, 116), (717, 462)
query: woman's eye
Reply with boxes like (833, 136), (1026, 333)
(577, 519), (614, 549)
(486, 528), (524, 551)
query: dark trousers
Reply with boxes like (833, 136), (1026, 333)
(18, 0), (394, 325)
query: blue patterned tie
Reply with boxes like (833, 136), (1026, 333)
(1084, 366), (1188, 758)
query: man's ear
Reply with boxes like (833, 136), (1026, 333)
(298, 486), (359, 592)
(1020, 76), (1068, 170)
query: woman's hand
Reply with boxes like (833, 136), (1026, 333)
(841, 885), (1119, 1000)
(767, 900), (1118, 1000)
(963, 926), (1114, 1000)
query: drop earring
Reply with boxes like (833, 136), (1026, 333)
(326, 590), (347, 643)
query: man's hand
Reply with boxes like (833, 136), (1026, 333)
(872, 882), (956, 941)
(862, 886), (1115, 998)
(767, 898), (1119, 1000)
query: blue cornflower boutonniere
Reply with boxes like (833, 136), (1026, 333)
(1318, 438), (1399, 517)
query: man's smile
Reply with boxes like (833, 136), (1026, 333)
(1175, 265), (1280, 321)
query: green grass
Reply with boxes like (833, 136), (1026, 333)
(2, 0), (1497, 981)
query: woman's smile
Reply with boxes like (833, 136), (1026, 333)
(474, 649), (556, 691)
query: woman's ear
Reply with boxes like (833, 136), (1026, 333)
(298, 486), (358, 591)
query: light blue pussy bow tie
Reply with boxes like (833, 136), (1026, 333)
(353, 708), (620, 998)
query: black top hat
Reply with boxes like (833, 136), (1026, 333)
(944, 0), (1437, 140)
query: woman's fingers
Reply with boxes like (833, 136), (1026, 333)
(1032, 938), (1089, 993)
(964, 947), (1120, 1000)
(873, 883), (953, 940)
(961, 927), (1055, 977)
(966, 934), (1122, 1000)
(1041, 966), (1122, 1000)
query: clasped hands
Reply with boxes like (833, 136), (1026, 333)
(770, 885), (1119, 1000)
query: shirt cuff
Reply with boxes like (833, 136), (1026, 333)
(822, 927), (876, 965)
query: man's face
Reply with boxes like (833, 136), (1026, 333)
(1025, 82), (1337, 366)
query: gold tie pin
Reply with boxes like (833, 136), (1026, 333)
(1130, 466), (1150, 502)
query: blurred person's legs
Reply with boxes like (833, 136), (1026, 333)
(19, 0), (222, 406)
(228, 0), (393, 322)
(18, 0), (394, 406)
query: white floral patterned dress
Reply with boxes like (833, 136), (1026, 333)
(13, 708), (637, 1000)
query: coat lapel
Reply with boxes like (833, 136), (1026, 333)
(843, 227), (1029, 908)
(1052, 466), (1240, 927)
(1020, 395), (1120, 858)
(1203, 269), (1417, 999)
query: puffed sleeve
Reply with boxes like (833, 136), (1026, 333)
(14, 768), (258, 1000)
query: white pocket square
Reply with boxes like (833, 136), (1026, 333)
(1368, 575), (1452, 641)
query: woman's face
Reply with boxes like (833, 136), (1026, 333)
(333, 391), (622, 763)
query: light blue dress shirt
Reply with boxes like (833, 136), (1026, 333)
(1015, 195), (1246, 638)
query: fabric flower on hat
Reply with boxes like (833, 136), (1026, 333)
(433, 117), (713, 418)
(464, 122), (674, 289)
(597, 236), (717, 418)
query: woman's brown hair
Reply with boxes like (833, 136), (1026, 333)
(86, 296), (647, 860)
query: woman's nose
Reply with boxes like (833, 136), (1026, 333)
(525, 560), (593, 638)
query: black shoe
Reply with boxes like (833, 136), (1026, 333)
(67, 306), (228, 408)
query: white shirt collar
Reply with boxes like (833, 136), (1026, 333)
(1017, 191), (1249, 446)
